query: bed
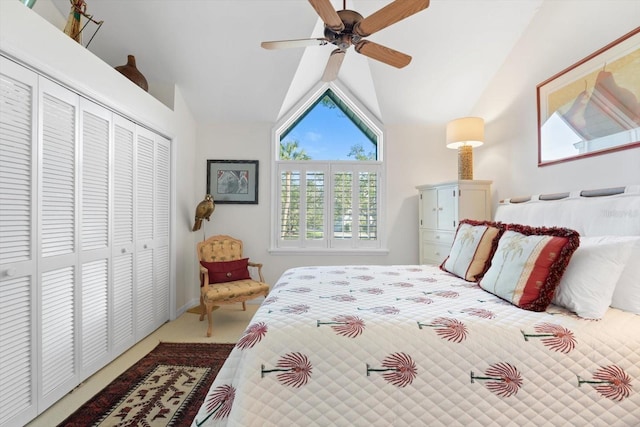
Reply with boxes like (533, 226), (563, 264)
(192, 185), (640, 427)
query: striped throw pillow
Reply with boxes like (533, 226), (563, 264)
(479, 224), (580, 311)
(440, 220), (503, 282)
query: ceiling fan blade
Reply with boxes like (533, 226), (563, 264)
(354, 40), (411, 68)
(308, 0), (345, 32)
(261, 38), (329, 50)
(322, 49), (346, 82)
(354, 0), (430, 37)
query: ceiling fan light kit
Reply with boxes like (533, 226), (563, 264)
(262, 0), (430, 81)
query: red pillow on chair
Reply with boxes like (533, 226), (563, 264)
(200, 258), (252, 286)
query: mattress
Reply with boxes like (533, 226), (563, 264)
(192, 265), (640, 426)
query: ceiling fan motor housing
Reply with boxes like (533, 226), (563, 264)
(324, 9), (363, 50)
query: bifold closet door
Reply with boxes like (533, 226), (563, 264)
(37, 76), (80, 409)
(154, 135), (170, 325)
(135, 127), (171, 338)
(112, 114), (136, 354)
(0, 56), (39, 427)
(78, 98), (111, 379)
(135, 126), (157, 337)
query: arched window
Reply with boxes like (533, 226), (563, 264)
(271, 82), (385, 253)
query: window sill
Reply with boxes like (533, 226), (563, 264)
(268, 247), (390, 256)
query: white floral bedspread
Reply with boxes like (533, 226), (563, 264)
(192, 265), (640, 427)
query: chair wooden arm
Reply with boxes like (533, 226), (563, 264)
(248, 261), (265, 282)
(200, 265), (210, 291)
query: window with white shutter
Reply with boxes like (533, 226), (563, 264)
(273, 85), (384, 252)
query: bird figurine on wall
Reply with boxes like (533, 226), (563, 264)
(192, 194), (215, 231)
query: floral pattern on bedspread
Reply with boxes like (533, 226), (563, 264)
(193, 265), (640, 427)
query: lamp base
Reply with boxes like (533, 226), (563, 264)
(458, 145), (473, 180)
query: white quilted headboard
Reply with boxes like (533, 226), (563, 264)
(494, 185), (640, 237)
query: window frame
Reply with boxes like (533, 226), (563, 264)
(270, 82), (387, 255)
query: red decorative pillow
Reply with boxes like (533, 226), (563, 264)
(479, 224), (580, 311)
(440, 219), (504, 282)
(200, 258), (251, 286)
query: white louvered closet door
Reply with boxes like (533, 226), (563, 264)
(78, 98), (111, 378)
(135, 126), (156, 337)
(154, 135), (170, 324)
(112, 114), (135, 353)
(37, 77), (80, 409)
(0, 57), (39, 427)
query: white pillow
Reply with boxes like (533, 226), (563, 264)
(552, 236), (636, 319)
(610, 237), (640, 314)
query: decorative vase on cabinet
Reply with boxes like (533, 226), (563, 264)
(416, 180), (492, 265)
(115, 55), (149, 92)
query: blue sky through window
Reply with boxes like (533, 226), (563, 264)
(282, 95), (376, 160)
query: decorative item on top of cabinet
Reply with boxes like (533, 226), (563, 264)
(62, 0), (104, 48)
(115, 55), (149, 92)
(416, 180), (492, 265)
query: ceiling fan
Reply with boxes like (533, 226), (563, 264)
(261, 0), (430, 82)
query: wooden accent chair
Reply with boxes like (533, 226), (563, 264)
(197, 235), (269, 337)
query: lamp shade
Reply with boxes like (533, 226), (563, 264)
(446, 117), (484, 149)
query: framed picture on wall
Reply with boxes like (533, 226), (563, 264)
(206, 160), (259, 204)
(537, 27), (640, 166)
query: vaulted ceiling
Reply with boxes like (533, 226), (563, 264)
(50, 0), (543, 124)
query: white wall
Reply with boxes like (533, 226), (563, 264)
(192, 121), (451, 289)
(171, 86), (198, 312)
(473, 0), (640, 201)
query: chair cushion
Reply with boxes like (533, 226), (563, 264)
(203, 279), (269, 302)
(200, 258), (251, 285)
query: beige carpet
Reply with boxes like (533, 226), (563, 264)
(186, 305), (219, 314)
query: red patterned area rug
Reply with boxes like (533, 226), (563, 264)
(57, 342), (234, 427)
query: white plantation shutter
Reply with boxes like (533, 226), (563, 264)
(279, 169), (302, 241)
(357, 170), (378, 241)
(332, 170), (353, 241)
(81, 259), (108, 370)
(330, 164), (380, 249)
(305, 171), (325, 240)
(277, 163), (328, 248)
(276, 162), (381, 250)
